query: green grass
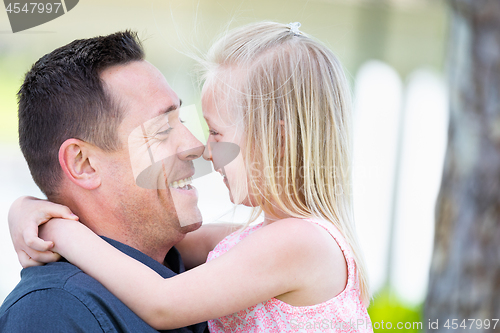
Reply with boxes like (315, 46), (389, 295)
(368, 288), (423, 332)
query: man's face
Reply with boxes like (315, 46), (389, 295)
(99, 61), (203, 252)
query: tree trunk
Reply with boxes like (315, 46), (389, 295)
(424, 0), (500, 332)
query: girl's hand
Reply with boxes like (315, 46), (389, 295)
(8, 196), (79, 268)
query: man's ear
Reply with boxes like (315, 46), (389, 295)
(59, 139), (101, 190)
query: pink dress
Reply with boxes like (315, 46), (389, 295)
(206, 218), (373, 333)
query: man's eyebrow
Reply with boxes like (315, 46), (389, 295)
(163, 99), (182, 114)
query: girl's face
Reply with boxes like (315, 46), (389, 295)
(201, 82), (253, 206)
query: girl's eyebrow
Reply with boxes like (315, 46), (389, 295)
(203, 114), (213, 126)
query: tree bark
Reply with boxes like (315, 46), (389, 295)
(425, 0), (500, 332)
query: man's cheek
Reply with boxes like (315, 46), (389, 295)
(157, 187), (180, 222)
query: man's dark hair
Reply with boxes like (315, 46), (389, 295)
(18, 30), (144, 198)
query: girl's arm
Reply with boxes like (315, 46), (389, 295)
(8, 196), (239, 270)
(42, 218), (316, 330)
(8, 196), (79, 267)
(174, 223), (243, 269)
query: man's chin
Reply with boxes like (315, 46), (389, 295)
(180, 220), (203, 233)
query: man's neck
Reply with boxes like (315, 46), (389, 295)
(55, 189), (185, 264)
(56, 200), (175, 264)
(85, 223), (176, 264)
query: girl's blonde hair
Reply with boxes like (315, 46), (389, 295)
(200, 21), (370, 306)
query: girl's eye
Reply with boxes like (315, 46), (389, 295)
(209, 129), (219, 136)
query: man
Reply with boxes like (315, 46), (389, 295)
(0, 31), (207, 332)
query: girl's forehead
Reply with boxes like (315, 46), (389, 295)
(201, 67), (247, 124)
(201, 77), (232, 111)
(201, 82), (229, 123)
(202, 75), (229, 98)
(203, 66), (247, 93)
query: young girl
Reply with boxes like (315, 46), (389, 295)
(10, 21), (372, 332)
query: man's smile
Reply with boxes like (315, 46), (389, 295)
(169, 176), (193, 190)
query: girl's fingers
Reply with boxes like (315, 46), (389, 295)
(18, 250), (45, 268)
(23, 227), (53, 252)
(40, 202), (79, 224)
(24, 247), (61, 264)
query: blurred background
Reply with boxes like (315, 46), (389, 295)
(0, 0), (449, 330)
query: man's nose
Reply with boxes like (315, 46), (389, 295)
(203, 142), (212, 161)
(177, 126), (204, 161)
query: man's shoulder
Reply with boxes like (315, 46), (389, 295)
(0, 261), (197, 333)
(0, 286), (104, 332)
(0, 262), (97, 316)
(0, 250), (207, 333)
(0, 262), (107, 332)
(0, 261), (91, 309)
(22, 260), (84, 286)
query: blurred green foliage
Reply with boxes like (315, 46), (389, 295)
(368, 288), (423, 332)
(0, 56), (25, 144)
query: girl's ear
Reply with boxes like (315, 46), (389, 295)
(58, 139), (101, 190)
